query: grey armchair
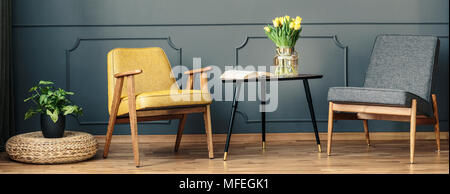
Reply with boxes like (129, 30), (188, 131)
(326, 35), (441, 164)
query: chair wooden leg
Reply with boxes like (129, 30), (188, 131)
(363, 120), (370, 146)
(432, 94), (441, 152)
(103, 77), (124, 158)
(174, 114), (187, 152)
(327, 102), (334, 156)
(104, 113), (117, 158)
(127, 76), (140, 167)
(410, 99), (417, 164)
(203, 105), (214, 159)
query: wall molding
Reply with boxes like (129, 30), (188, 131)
(12, 21), (450, 28)
(234, 35), (348, 124)
(65, 36), (182, 125)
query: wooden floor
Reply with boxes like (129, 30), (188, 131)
(0, 133), (448, 174)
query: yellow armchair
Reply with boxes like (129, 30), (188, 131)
(103, 47), (214, 167)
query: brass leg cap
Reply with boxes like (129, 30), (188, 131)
(223, 152), (228, 161)
(262, 141), (266, 149)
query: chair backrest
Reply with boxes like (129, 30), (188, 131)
(363, 35), (440, 102)
(107, 47), (178, 111)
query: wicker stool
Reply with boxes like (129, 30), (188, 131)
(6, 131), (98, 164)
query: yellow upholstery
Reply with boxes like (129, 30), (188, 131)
(107, 47), (212, 116)
(117, 90), (211, 116)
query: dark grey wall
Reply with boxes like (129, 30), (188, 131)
(12, 0), (449, 135)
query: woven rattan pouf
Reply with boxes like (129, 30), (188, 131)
(6, 131), (98, 164)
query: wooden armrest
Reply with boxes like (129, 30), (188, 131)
(114, 69), (143, 78)
(184, 66), (212, 75)
(184, 67), (211, 91)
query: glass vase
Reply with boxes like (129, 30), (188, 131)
(273, 47), (299, 76)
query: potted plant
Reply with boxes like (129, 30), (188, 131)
(24, 81), (82, 138)
(264, 15), (303, 76)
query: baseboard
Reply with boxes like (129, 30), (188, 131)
(95, 131), (449, 143)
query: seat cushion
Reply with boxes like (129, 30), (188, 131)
(117, 89), (212, 116)
(327, 87), (432, 116)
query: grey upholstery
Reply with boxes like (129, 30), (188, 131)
(328, 35), (440, 116)
(328, 87), (432, 115)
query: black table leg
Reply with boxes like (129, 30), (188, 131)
(302, 79), (322, 152)
(261, 110), (266, 149)
(260, 79), (267, 149)
(224, 82), (242, 161)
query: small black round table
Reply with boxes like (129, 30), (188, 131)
(221, 74), (323, 160)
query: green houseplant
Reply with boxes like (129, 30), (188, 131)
(24, 81), (82, 138)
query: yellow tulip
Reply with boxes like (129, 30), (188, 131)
(289, 22), (294, 29)
(294, 16), (302, 25)
(279, 17), (285, 25)
(272, 19), (279, 27)
(284, 15), (290, 21)
(294, 23), (301, 30)
(264, 26), (271, 32)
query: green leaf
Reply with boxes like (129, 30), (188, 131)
(62, 105), (76, 115)
(24, 94), (38, 102)
(63, 105), (83, 116)
(78, 107), (83, 116)
(25, 109), (37, 120)
(39, 80), (54, 85)
(46, 109), (59, 123)
(40, 86), (49, 94)
(28, 86), (38, 92)
(24, 97), (31, 102)
(39, 94), (47, 104)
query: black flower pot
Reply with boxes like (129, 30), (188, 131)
(40, 113), (65, 138)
